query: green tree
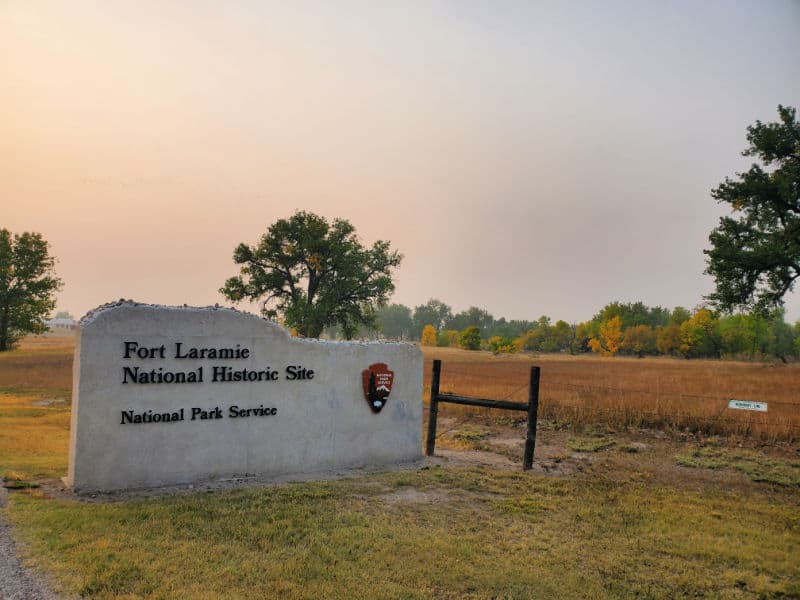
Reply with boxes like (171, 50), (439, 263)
(795, 321), (800, 358)
(220, 211), (402, 339)
(593, 301), (669, 330)
(520, 319), (573, 353)
(545, 320), (573, 352)
(489, 317), (537, 340)
(570, 322), (594, 354)
(449, 306), (495, 338)
(0, 229), (62, 351)
(376, 303), (413, 340)
(412, 299), (452, 339)
(669, 306), (691, 326)
(717, 313), (764, 358)
(767, 314), (795, 361)
(518, 328), (545, 352)
(459, 326), (482, 350)
(705, 105), (800, 313)
(679, 309), (720, 358)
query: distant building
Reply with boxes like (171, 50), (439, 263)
(45, 317), (78, 332)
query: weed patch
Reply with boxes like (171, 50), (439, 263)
(675, 447), (800, 486)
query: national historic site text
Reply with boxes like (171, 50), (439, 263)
(121, 340), (315, 384)
(119, 339), (313, 426)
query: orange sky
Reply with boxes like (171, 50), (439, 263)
(3, 1), (799, 323)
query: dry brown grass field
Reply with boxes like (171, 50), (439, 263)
(0, 335), (74, 394)
(422, 347), (800, 442)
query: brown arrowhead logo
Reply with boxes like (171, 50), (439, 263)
(362, 363), (394, 413)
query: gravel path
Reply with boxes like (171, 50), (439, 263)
(0, 487), (60, 600)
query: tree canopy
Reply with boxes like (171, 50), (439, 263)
(705, 105), (800, 313)
(220, 211), (402, 338)
(0, 229), (62, 351)
(376, 303), (413, 340)
(412, 299), (452, 337)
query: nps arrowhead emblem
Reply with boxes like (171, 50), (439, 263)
(362, 363), (394, 413)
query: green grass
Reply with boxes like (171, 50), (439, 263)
(676, 447), (800, 487)
(2, 478), (40, 490)
(7, 467), (800, 599)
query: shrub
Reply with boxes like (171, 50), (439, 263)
(489, 335), (519, 353)
(459, 326), (481, 350)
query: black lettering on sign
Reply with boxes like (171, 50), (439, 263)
(211, 366), (279, 382)
(175, 343), (250, 359)
(122, 367), (203, 384)
(120, 408), (185, 424)
(123, 341), (165, 359)
(285, 365), (314, 380)
(191, 406), (223, 420)
(229, 405), (278, 418)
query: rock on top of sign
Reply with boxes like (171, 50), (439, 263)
(67, 301), (423, 492)
(79, 300), (413, 348)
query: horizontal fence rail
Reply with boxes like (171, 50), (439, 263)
(426, 359), (540, 470)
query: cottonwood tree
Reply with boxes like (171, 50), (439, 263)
(0, 229), (62, 351)
(705, 105), (800, 313)
(622, 325), (656, 357)
(656, 324), (682, 356)
(449, 306), (495, 338)
(220, 211), (402, 339)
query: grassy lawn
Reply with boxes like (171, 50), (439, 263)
(2, 336), (799, 598)
(9, 468), (800, 599)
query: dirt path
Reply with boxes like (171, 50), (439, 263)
(0, 487), (61, 600)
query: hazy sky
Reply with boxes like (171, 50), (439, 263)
(3, 1), (800, 323)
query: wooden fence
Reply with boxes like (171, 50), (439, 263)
(425, 359), (541, 469)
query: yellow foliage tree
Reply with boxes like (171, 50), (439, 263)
(421, 324), (438, 346)
(445, 330), (460, 347)
(588, 315), (623, 356)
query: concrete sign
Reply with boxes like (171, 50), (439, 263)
(66, 301), (422, 492)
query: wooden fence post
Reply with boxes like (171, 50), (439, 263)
(425, 359), (441, 456)
(523, 366), (540, 470)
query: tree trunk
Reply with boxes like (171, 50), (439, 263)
(0, 306), (9, 352)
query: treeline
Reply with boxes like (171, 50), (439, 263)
(330, 299), (800, 361)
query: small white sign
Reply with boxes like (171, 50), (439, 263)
(728, 400), (768, 412)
